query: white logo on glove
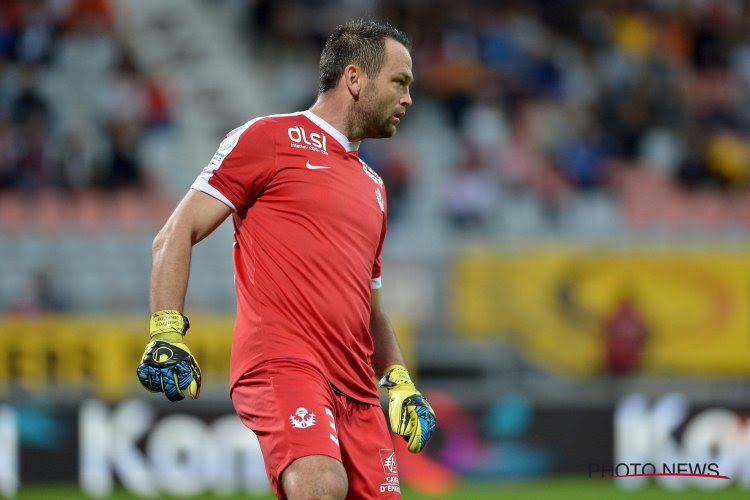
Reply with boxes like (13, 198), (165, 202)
(289, 407), (316, 429)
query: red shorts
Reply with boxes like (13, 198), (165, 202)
(231, 358), (401, 499)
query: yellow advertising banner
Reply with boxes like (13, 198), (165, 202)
(0, 314), (234, 400)
(0, 313), (412, 399)
(451, 246), (750, 376)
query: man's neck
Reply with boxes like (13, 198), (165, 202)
(308, 94), (364, 143)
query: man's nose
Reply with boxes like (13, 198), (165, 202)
(401, 90), (412, 108)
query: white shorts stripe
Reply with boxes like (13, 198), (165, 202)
(324, 408), (336, 432)
(329, 434), (339, 446)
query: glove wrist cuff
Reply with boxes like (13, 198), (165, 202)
(380, 364), (413, 387)
(150, 332), (184, 343)
(150, 309), (190, 338)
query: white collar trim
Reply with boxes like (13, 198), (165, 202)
(303, 110), (360, 151)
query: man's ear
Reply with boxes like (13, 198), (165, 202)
(343, 64), (365, 100)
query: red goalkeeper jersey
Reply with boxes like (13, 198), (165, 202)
(191, 111), (387, 404)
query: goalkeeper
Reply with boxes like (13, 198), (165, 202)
(136, 18), (434, 499)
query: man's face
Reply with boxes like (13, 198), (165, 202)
(357, 38), (413, 139)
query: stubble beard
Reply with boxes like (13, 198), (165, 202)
(351, 89), (396, 140)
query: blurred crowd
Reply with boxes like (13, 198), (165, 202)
(0, 0), (174, 197)
(241, 0), (750, 230)
(5, 0), (750, 232)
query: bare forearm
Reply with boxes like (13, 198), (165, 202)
(370, 308), (406, 377)
(149, 227), (192, 313)
(148, 190), (232, 314)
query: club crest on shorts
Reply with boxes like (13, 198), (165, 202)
(289, 407), (316, 429)
(378, 448), (400, 493)
(379, 449), (398, 475)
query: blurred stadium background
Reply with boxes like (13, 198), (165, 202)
(3, 0), (750, 497)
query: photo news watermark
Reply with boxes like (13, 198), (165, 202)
(588, 463), (730, 480)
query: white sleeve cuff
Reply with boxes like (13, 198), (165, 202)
(371, 277), (382, 289)
(190, 178), (236, 211)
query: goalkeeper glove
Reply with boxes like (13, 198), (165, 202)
(136, 309), (201, 401)
(380, 364), (436, 453)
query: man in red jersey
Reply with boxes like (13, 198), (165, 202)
(136, 19), (435, 499)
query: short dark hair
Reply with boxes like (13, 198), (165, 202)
(318, 19), (411, 94)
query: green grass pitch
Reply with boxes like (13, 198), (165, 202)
(11, 479), (750, 499)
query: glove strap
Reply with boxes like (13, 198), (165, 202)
(150, 309), (190, 340)
(379, 364), (413, 388)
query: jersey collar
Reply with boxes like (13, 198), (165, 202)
(303, 110), (361, 152)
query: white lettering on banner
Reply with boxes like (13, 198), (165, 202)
(0, 407), (17, 497)
(209, 415), (268, 495)
(80, 399), (156, 497)
(79, 400), (269, 497)
(615, 393), (750, 491)
(146, 416), (206, 495)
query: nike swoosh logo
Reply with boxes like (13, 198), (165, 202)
(306, 160), (331, 170)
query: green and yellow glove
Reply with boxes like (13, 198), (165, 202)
(380, 364), (436, 453)
(136, 310), (201, 402)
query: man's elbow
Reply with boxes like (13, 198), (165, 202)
(152, 227), (169, 258)
(370, 306), (387, 327)
(152, 219), (183, 257)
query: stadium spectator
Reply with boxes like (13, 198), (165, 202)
(63, 0), (113, 34)
(417, 8), (484, 129)
(101, 118), (142, 189)
(0, 112), (16, 189)
(9, 268), (66, 314)
(102, 48), (146, 124)
(602, 294), (649, 375)
(11, 62), (49, 125)
(224, 0), (750, 230)
(15, 105), (57, 194)
(556, 109), (611, 190)
(444, 138), (496, 230)
(497, 100), (569, 220)
(143, 74), (174, 130)
(15, 0), (57, 65)
(59, 118), (96, 192)
(0, 0), (174, 207)
(0, 1), (23, 60)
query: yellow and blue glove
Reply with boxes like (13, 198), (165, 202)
(380, 364), (436, 453)
(136, 310), (201, 402)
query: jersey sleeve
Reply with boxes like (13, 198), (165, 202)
(371, 188), (388, 289)
(191, 119), (276, 211)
